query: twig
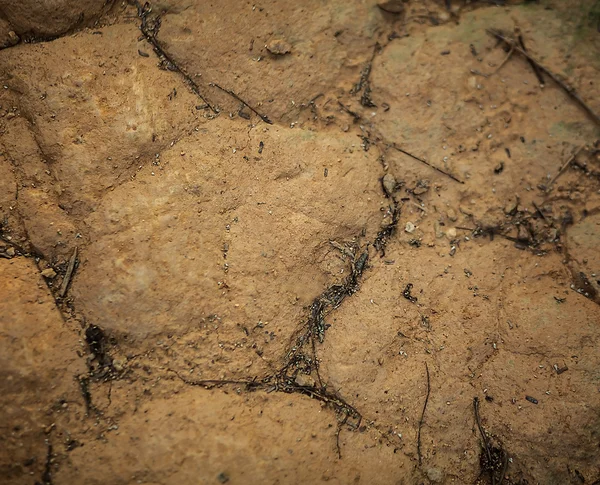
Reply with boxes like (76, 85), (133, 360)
(335, 413), (349, 459)
(337, 101), (361, 122)
(417, 362), (431, 465)
(170, 370), (256, 388)
(390, 142), (464, 183)
(531, 200), (548, 222)
(210, 83), (273, 124)
(351, 43), (381, 95)
(329, 240), (355, 259)
(308, 93), (324, 105)
(517, 33), (544, 86)
(41, 442), (53, 485)
(473, 397), (495, 485)
(545, 144), (585, 192)
(471, 46), (514, 78)
(59, 246), (78, 298)
(487, 29), (600, 126)
(499, 450), (509, 483)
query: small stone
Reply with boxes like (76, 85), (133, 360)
(447, 208), (457, 221)
(2, 30), (19, 48)
(459, 205), (473, 216)
(265, 39), (291, 55)
(294, 373), (315, 388)
(426, 467), (444, 483)
(377, 0), (405, 14)
(41, 268), (57, 279)
(6, 247), (16, 257)
(517, 224), (531, 242)
(113, 358), (125, 372)
(433, 221), (444, 239)
(217, 472), (229, 483)
(6, 112), (16, 119)
(446, 227), (457, 239)
(405, 222), (415, 233)
(382, 173), (396, 197)
(504, 196), (519, 215)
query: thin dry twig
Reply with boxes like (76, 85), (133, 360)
(417, 362), (431, 465)
(59, 247), (78, 298)
(487, 29), (600, 126)
(390, 142), (464, 184)
(545, 144), (585, 192)
(516, 30), (544, 86)
(471, 46), (514, 78)
(210, 82), (273, 125)
(474, 397), (495, 485)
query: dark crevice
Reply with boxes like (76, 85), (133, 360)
(167, 195), (401, 453)
(130, 0), (276, 125)
(130, 0), (215, 113)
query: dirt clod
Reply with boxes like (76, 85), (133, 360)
(265, 38), (292, 55)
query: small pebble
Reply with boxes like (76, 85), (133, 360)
(41, 268), (57, 279)
(382, 173), (396, 197)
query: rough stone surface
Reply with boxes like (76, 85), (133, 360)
(0, 0), (110, 38)
(1, 1), (600, 484)
(0, 258), (86, 485)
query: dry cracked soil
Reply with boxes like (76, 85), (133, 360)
(1, 0), (600, 484)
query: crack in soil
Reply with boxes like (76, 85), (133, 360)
(161, 200), (401, 456)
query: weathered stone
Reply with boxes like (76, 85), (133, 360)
(382, 173), (397, 197)
(0, 0), (108, 37)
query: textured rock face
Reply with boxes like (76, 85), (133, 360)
(0, 0), (109, 37)
(0, 258), (86, 484)
(1, 0), (600, 484)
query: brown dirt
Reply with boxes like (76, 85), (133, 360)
(1, 1), (600, 484)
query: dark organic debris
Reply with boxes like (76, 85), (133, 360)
(525, 395), (538, 405)
(35, 442), (53, 485)
(487, 29), (600, 126)
(516, 29), (544, 86)
(545, 145), (585, 193)
(390, 142), (464, 183)
(417, 362), (431, 465)
(554, 364), (568, 375)
(403, 283), (417, 303)
(351, 43), (381, 107)
(170, 200), (402, 454)
(374, 203), (400, 256)
(473, 397), (509, 485)
(78, 376), (93, 415)
(85, 324), (112, 370)
(209, 83), (273, 125)
(58, 247), (78, 298)
(132, 0), (216, 112)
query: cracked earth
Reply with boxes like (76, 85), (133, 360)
(1, 0), (600, 484)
